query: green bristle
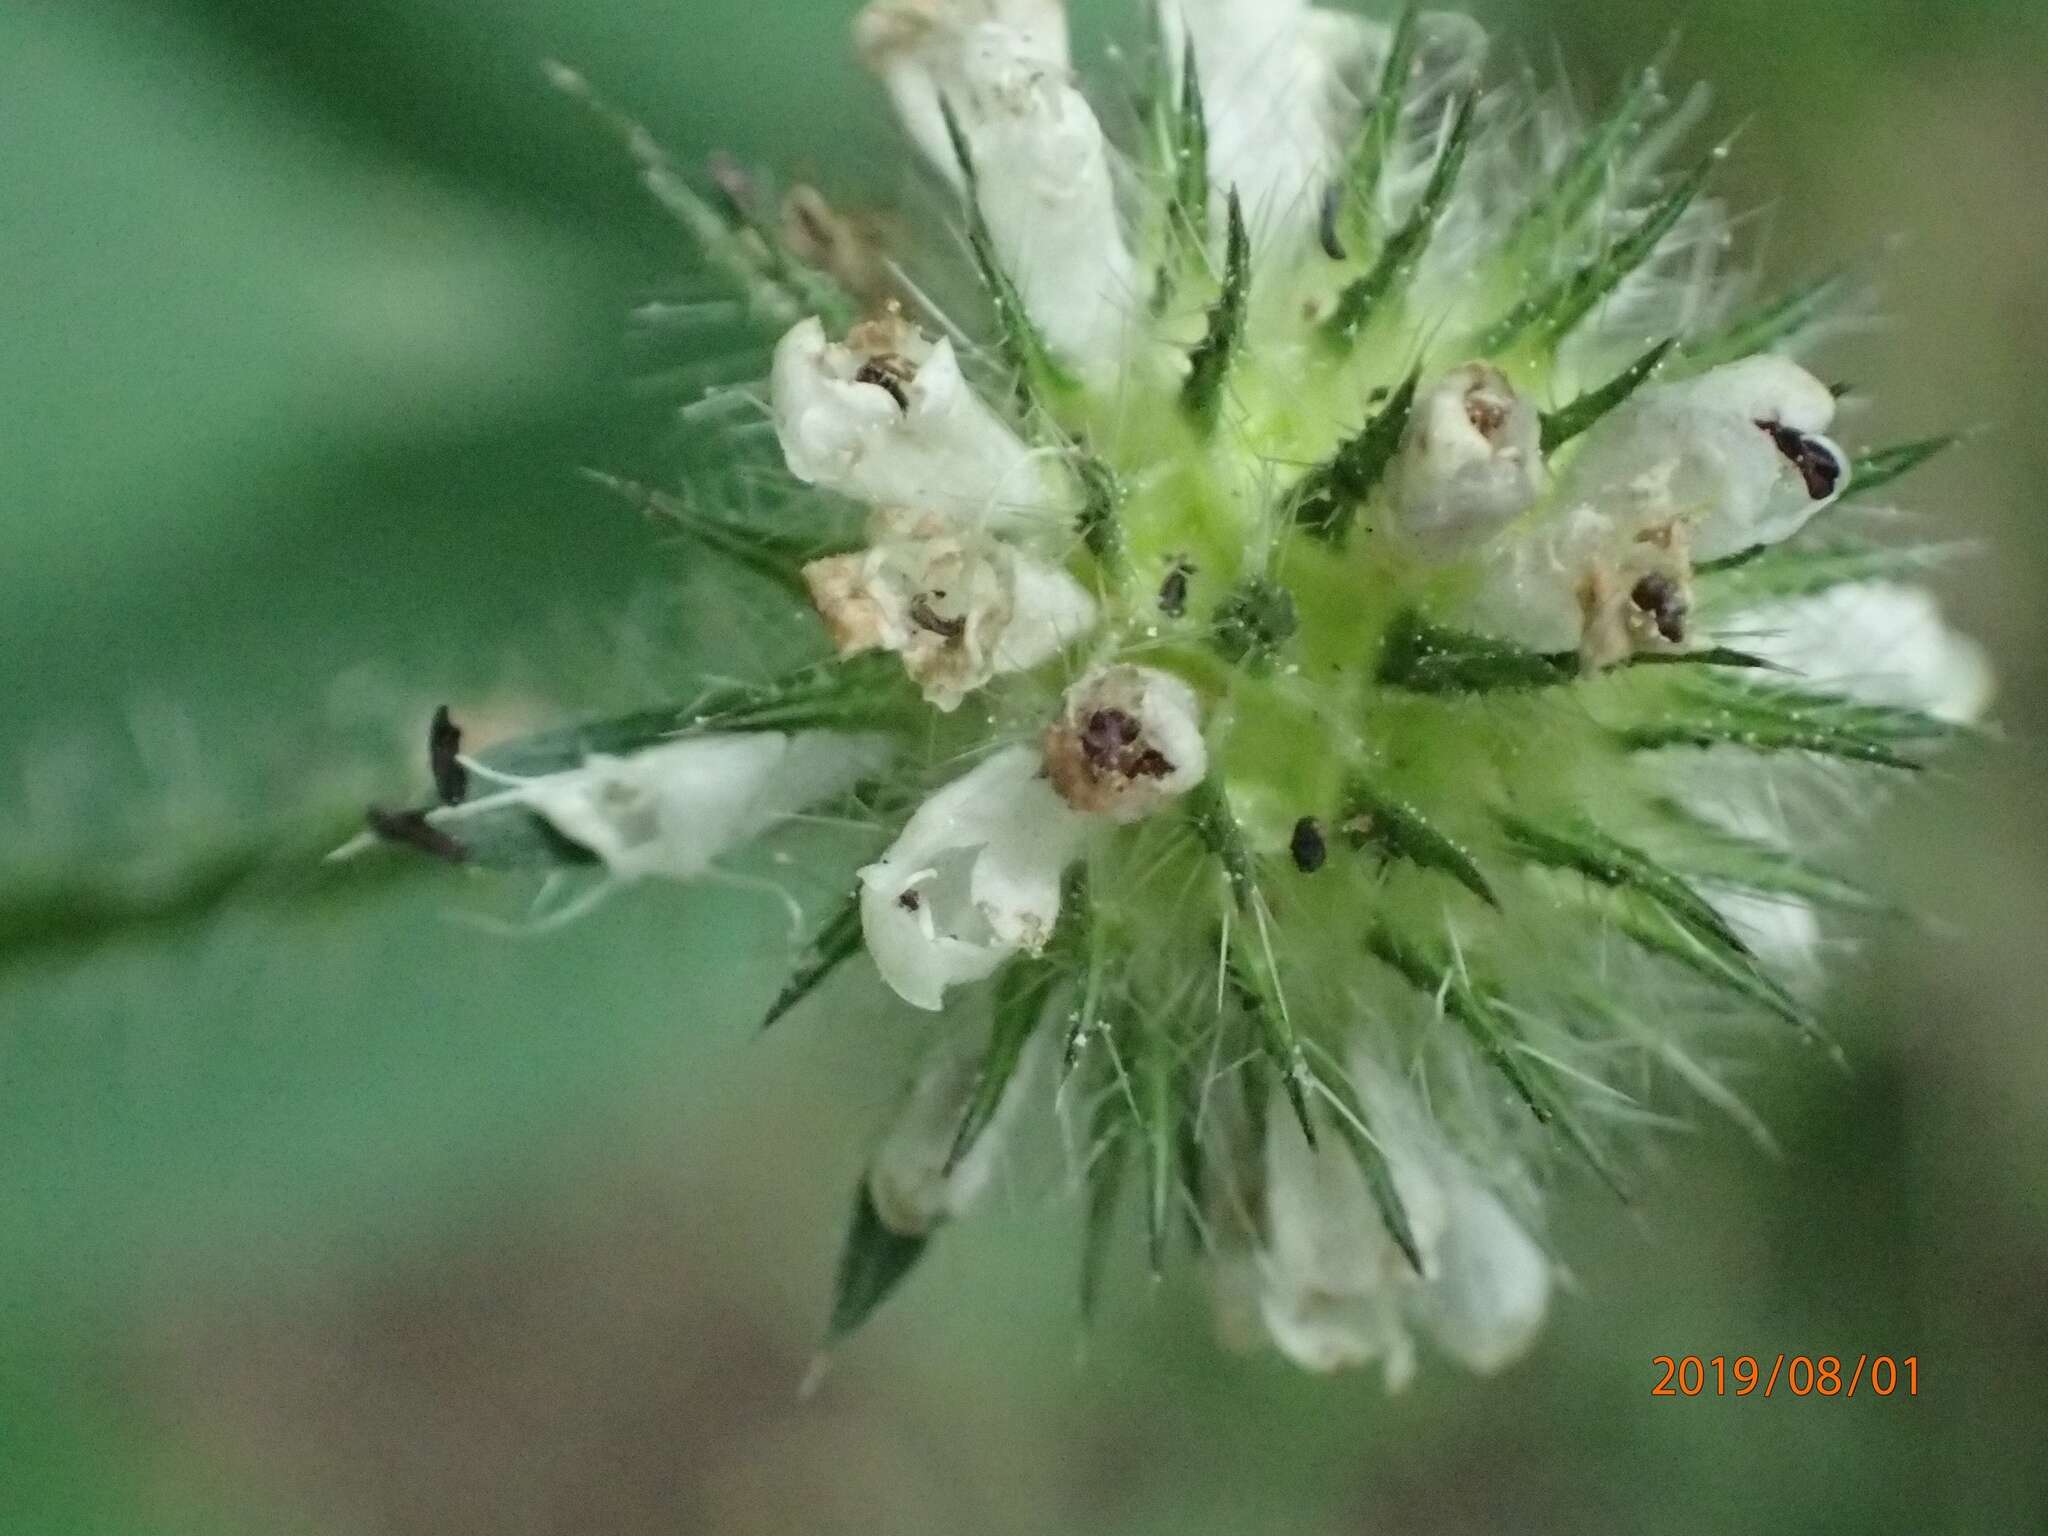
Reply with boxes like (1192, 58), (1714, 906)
(1079, 1071), (1131, 1319)
(1363, 924), (1546, 1120)
(1323, 92), (1478, 348)
(1840, 434), (1963, 504)
(1193, 780), (1316, 1145)
(1576, 990), (1781, 1153)
(1377, 610), (1767, 695)
(1363, 924), (1628, 1194)
(1498, 813), (1749, 956)
(940, 96), (1078, 403)
(1341, 778), (1498, 907)
(701, 155), (860, 332)
(762, 890), (866, 1030)
(1611, 905), (1835, 1059)
(1696, 539), (1969, 604)
(1643, 800), (1890, 915)
(1539, 337), (1676, 452)
(1061, 870), (1111, 1073)
(1127, 1022), (1184, 1275)
(825, 1181), (929, 1346)
(1309, 1056), (1425, 1272)
(1475, 156), (1712, 357)
(547, 64), (853, 332)
(1492, 63), (1668, 280)
(1620, 675), (1955, 769)
(1379, 611), (1579, 691)
(1075, 450), (1128, 570)
(1182, 192), (1253, 434)
(945, 956), (1060, 1174)
(581, 469), (828, 601)
(1337, 4), (1423, 244)
(1676, 267), (1853, 374)
(1148, 33), (1210, 317)
(1175, 38), (1210, 220)
(473, 655), (918, 781)
(1287, 369), (1421, 542)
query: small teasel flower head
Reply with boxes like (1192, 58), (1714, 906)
(379, 2), (1996, 1378)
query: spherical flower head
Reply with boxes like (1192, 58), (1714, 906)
(415, 0), (1997, 1377)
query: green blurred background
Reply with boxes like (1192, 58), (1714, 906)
(3, 1), (2044, 1530)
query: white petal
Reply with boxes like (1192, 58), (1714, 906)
(1160, 0), (1389, 250)
(860, 9), (1136, 375)
(1683, 355), (1839, 435)
(458, 732), (890, 884)
(859, 746), (1093, 1011)
(1042, 664), (1210, 822)
(868, 1014), (1049, 1236)
(952, 25), (1138, 374)
(993, 554), (1100, 673)
(1565, 357), (1846, 560)
(1351, 1058), (1550, 1375)
(1707, 887), (1823, 973)
(856, 0), (1071, 185)
(1729, 581), (1995, 724)
(1390, 363), (1548, 557)
(771, 317), (1068, 531)
(1410, 1178), (1552, 1374)
(806, 535), (1097, 710)
(1460, 501), (1614, 650)
(1256, 1094), (1423, 1380)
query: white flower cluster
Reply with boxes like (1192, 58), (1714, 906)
(455, 0), (1996, 1380)
(1216, 1061), (1550, 1384)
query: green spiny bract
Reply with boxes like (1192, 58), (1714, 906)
(369, 3), (1992, 1384)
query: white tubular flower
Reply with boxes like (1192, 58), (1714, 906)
(1252, 1066), (1551, 1383)
(1390, 364), (1548, 556)
(771, 315), (1068, 531)
(869, 1019), (1049, 1236)
(1404, 1172), (1554, 1374)
(803, 530), (1097, 712)
(855, 0), (1071, 184)
(1730, 581), (1995, 724)
(1041, 664), (1210, 822)
(1159, 0), (1389, 249)
(859, 746), (1094, 1011)
(861, 6), (1137, 375)
(1562, 355), (1851, 562)
(1469, 357), (1850, 660)
(1257, 1094), (1434, 1382)
(445, 732), (891, 884)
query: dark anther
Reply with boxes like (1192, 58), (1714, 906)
(1158, 558), (1193, 618)
(1081, 708), (1143, 766)
(855, 355), (915, 411)
(1128, 749), (1174, 780)
(1318, 183), (1348, 261)
(429, 706), (467, 806)
(1290, 817), (1328, 874)
(897, 889), (923, 913)
(1464, 390), (1509, 440)
(909, 595), (968, 640)
(1630, 572), (1690, 644)
(366, 807), (469, 865)
(1758, 420), (1845, 500)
